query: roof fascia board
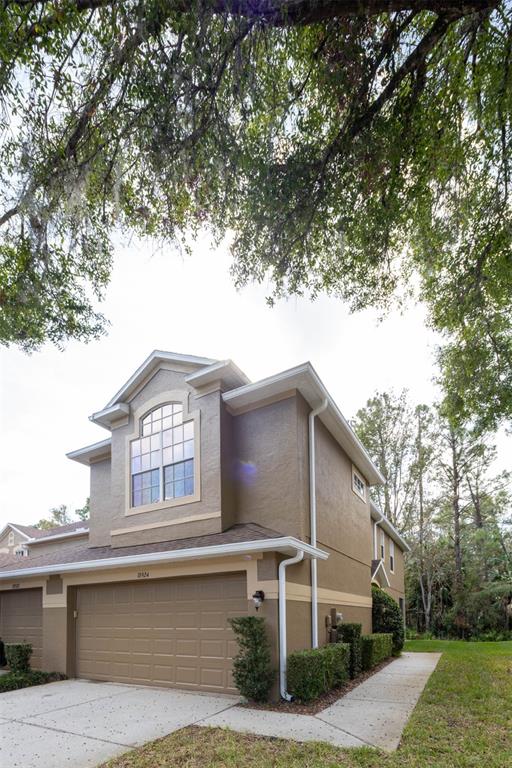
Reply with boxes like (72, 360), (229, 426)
(0, 537), (328, 580)
(89, 403), (129, 429)
(28, 529), (89, 544)
(370, 502), (410, 552)
(103, 350), (217, 410)
(185, 359), (250, 391)
(66, 438), (112, 465)
(223, 363), (384, 486)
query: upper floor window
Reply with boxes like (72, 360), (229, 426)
(390, 539), (395, 572)
(15, 546), (28, 557)
(130, 403), (195, 508)
(380, 529), (385, 560)
(352, 468), (366, 501)
(8, 531), (14, 547)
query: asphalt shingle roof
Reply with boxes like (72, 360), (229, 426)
(0, 523), (282, 574)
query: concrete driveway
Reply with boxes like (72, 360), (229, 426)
(0, 680), (239, 768)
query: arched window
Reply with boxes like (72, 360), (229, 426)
(130, 403), (195, 508)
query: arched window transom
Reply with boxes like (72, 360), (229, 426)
(130, 403), (195, 508)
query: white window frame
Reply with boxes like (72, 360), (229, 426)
(380, 529), (385, 560)
(352, 466), (366, 501)
(124, 390), (201, 517)
(390, 539), (395, 573)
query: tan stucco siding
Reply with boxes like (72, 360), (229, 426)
(99, 368), (224, 547)
(315, 419), (372, 569)
(89, 458), (112, 547)
(27, 534), (89, 559)
(232, 395), (309, 540)
(385, 533), (405, 596)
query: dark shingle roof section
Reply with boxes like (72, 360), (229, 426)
(8, 521), (89, 540)
(9, 523), (41, 538)
(0, 523), (282, 574)
(29, 521), (89, 540)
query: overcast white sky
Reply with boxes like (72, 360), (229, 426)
(1, 232), (510, 528)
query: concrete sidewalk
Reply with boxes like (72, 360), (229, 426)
(199, 651), (442, 751)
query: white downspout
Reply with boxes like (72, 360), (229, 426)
(309, 399), (328, 648)
(279, 549), (304, 701)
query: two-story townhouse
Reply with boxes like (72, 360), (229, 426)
(0, 351), (408, 698)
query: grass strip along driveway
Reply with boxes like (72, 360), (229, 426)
(102, 640), (512, 768)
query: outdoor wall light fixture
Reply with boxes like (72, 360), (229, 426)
(252, 590), (265, 610)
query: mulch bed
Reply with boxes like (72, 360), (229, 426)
(240, 656), (395, 715)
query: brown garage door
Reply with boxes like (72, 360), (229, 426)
(0, 588), (43, 669)
(76, 571), (247, 693)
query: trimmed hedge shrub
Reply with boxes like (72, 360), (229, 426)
(287, 643), (350, 703)
(372, 584), (404, 655)
(5, 643), (32, 672)
(337, 623), (362, 679)
(0, 670), (66, 693)
(228, 616), (274, 702)
(361, 633), (393, 671)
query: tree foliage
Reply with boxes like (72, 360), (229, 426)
(35, 499), (90, 529)
(0, 1), (511, 425)
(355, 390), (512, 637)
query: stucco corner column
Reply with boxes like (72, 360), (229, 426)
(42, 576), (70, 675)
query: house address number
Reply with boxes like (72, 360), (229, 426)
(137, 571), (150, 579)
(11, 583), (20, 589)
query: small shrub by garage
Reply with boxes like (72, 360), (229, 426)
(0, 671), (66, 693)
(361, 633), (393, 671)
(372, 584), (405, 655)
(229, 616), (274, 702)
(5, 643), (32, 672)
(287, 642), (349, 703)
(337, 623), (362, 679)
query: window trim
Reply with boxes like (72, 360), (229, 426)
(351, 466), (366, 502)
(8, 531), (14, 547)
(389, 539), (395, 573)
(380, 529), (385, 560)
(124, 390), (201, 517)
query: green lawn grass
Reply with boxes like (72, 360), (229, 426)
(102, 640), (512, 768)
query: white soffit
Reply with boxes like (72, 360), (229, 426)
(67, 438), (112, 465)
(370, 502), (410, 552)
(104, 350), (217, 408)
(89, 350), (219, 429)
(186, 359), (251, 391)
(223, 362), (385, 486)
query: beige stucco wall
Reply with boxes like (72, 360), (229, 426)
(89, 458), (113, 547)
(87, 367), (227, 548)
(27, 534), (88, 559)
(230, 394), (309, 540)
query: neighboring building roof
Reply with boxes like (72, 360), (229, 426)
(370, 502), (410, 552)
(0, 523), (327, 579)
(0, 520), (89, 545)
(1, 523), (40, 540)
(28, 521), (89, 544)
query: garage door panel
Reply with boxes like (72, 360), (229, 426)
(0, 589), (43, 670)
(76, 572), (247, 692)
